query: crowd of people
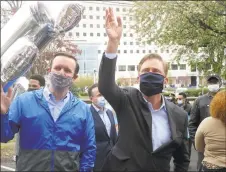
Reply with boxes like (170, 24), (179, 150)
(1, 8), (225, 172)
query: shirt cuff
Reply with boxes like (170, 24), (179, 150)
(105, 52), (117, 59)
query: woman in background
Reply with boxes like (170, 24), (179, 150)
(195, 90), (226, 171)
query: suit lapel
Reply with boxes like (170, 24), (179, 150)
(90, 105), (109, 138)
(165, 99), (177, 140)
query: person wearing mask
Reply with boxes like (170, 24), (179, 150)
(189, 74), (222, 172)
(14, 74), (46, 163)
(98, 8), (189, 171)
(176, 92), (192, 158)
(27, 74), (46, 91)
(88, 83), (117, 171)
(1, 52), (96, 171)
(195, 90), (226, 172)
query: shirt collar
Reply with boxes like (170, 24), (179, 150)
(43, 86), (69, 102)
(142, 94), (166, 111)
(92, 103), (106, 113)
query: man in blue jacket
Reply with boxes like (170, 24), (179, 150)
(1, 52), (96, 171)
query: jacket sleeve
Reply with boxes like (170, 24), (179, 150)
(1, 97), (21, 143)
(173, 116), (190, 172)
(195, 120), (205, 153)
(98, 53), (127, 115)
(79, 106), (96, 172)
(188, 98), (200, 142)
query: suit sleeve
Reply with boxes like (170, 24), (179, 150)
(79, 106), (96, 171)
(98, 53), (127, 115)
(188, 98), (200, 142)
(1, 97), (21, 143)
(173, 115), (190, 172)
(195, 120), (205, 153)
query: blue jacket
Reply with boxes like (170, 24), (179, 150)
(1, 89), (96, 171)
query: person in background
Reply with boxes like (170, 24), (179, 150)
(14, 74), (46, 163)
(170, 93), (176, 104)
(176, 92), (192, 158)
(28, 74), (46, 91)
(1, 52), (96, 171)
(98, 8), (189, 171)
(189, 74), (222, 172)
(195, 90), (226, 172)
(88, 83), (117, 171)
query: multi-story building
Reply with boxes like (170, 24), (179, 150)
(64, 1), (204, 87)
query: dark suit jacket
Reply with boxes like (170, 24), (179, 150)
(98, 54), (190, 171)
(90, 105), (117, 171)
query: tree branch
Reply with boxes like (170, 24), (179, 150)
(202, 3), (226, 16)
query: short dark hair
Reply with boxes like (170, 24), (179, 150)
(179, 92), (187, 98)
(137, 53), (169, 76)
(88, 83), (98, 97)
(29, 74), (45, 87)
(51, 52), (80, 75)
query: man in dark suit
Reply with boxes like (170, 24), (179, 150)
(98, 8), (190, 171)
(88, 83), (117, 171)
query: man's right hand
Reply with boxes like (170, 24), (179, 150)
(1, 85), (13, 114)
(105, 7), (122, 54)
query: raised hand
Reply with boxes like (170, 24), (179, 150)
(105, 8), (122, 42)
(105, 7), (122, 53)
(1, 85), (13, 114)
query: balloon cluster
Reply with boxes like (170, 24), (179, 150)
(1, 1), (84, 92)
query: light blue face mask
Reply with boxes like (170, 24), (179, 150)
(96, 96), (106, 108)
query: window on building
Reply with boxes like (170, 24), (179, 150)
(136, 50), (140, 53)
(123, 17), (126, 20)
(76, 32), (79, 36)
(128, 65), (135, 71)
(180, 64), (186, 70)
(123, 8), (126, 12)
(68, 32), (72, 36)
(97, 24), (100, 28)
(103, 16), (106, 20)
(83, 24), (86, 28)
(96, 16), (100, 19)
(98, 50), (101, 54)
(90, 24), (93, 28)
(103, 7), (106, 11)
(118, 50), (120, 53)
(90, 16), (93, 19)
(124, 42), (127, 45)
(155, 50), (158, 53)
(130, 42), (133, 45)
(171, 64), (178, 70)
(104, 33), (107, 37)
(161, 49), (164, 53)
(166, 49), (169, 53)
(97, 33), (100, 36)
(130, 33), (133, 37)
(83, 33), (86, 36)
(96, 7), (100, 11)
(130, 50), (133, 53)
(76, 24), (79, 27)
(136, 42), (139, 45)
(116, 8), (119, 12)
(143, 50), (146, 53)
(90, 33), (93, 36)
(149, 50), (152, 53)
(83, 15), (86, 19)
(123, 33), (126, 37)
(119, 65), (126, 71)
(123, 25), (126, 28)
(89, 7), (93, 10)
(124, 50), (127, 53)
(129, 16), (132, 20)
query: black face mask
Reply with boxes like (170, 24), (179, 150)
(139, 72), (164, 97)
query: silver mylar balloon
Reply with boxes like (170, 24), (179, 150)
(1, 1), (54, 56)
(1, 37), (39, 87)
(55, 3), (84, 33)
(11, 77), (29, 100)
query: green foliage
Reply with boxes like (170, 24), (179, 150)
(131, 1), (226, 79)
(70, 83), (80, 97)
(75, 76), (94, 90)
(80, 92), (88, 96)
